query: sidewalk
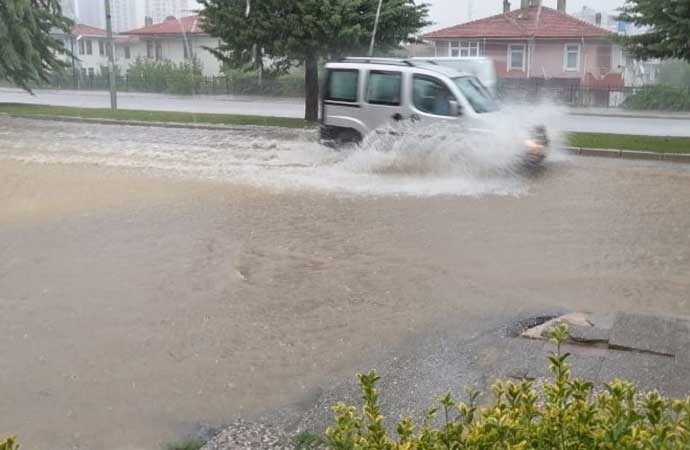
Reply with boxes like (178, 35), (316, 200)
(568, 107), (690, 121)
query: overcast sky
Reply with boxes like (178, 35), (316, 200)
(425, 0), (626, 30)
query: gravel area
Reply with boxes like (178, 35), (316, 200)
(201, 420), (292, 450)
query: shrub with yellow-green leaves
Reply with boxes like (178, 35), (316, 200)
(325, 325), (690, 450)
(0, 436), (18, 450)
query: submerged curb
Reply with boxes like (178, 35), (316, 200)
(0, 112), (318, 140)
(563, 146), (690, 164)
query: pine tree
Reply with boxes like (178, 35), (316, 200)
(200, 0), (430, 122)
(0, 0), (73, 91)
(619, 0), (690, 62)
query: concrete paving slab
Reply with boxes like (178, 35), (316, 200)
(673, 319), (690, 368)
(597, 351), (675, 394)
(609, 313), (677, 356)
(568, 324), (610, 344)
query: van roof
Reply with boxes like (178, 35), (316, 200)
(327, 57), (468, 78)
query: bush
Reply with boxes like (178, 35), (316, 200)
(658, 60), (690, 89)
(325, 325), (690, 450)
(222, 68), (304, 97)
(126, 58), (203, 95)
(0, 436), (18, 450)
(623, 85), (690, 111)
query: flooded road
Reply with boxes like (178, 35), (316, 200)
(1, 117), (690, 450)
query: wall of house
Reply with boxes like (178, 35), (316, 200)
(433, 39), (618, 83)
(124, 35), (221, 76)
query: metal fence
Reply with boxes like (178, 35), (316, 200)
(33, 74), (305, 97)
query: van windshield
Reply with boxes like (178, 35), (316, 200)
(453, 76), (498, 113)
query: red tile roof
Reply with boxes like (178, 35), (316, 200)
(122, 15), (206, 36)
(423, 6), (610, 40)
(71, 24), (108, 37)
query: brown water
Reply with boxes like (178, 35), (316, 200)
(1, 118), (690, 450)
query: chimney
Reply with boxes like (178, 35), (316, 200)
(145, 16), (153, 26)
(595, 13), (602, 26)
(503, 0), (511, 13)
(557, 0), (566, 13)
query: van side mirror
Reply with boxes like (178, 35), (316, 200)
(448, 100), (461, 116)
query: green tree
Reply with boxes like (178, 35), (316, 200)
(0, 0), (73, 91)
(200, 0), (429, 122)
(619, 0), (690, 62)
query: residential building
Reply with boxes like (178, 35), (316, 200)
(52, 24), (136, 80)
(422, 0), (625, 88)
(121, 15), (221, 76)
(111, 0), (137, 32)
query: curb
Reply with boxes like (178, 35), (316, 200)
(568, 112), (690, 121)
(563, 146), (690, 164)
(0, 113), (318, 140)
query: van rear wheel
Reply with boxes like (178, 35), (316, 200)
(335, 129), (363, 146)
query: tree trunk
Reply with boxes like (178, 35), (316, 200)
(304, 51), (319, 122)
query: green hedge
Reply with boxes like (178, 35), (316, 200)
(623, 85), (690, 111)
(324, 325), (690, 450)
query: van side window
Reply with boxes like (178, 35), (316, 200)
(412, 75), (457, 116)
(325, 69), (359, 102)
(366, 71), (402, 106)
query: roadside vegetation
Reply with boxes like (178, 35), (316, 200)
(568, 132), (690, 154)
(623, 85), (690, 112)
(320, 325), (690, 450)
(0, 436), (18, 450)
(0, 103), (310, 129)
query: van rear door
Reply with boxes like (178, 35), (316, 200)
(360, 69), (404, 132)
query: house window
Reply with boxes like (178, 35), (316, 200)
(155, 41), (163, 60)
(146, 40), (154, 59)
(366, 71), (402, 106)
(79, 39), (85, 55)
(124, 46), (131, 59)
(99, 40), (105, 56)
(81, 68), (87, 77)
(86, 39), (93, 55)
(508, 44), (526, 71)
(88, 68), (95, 77)
(564, 43), (581, 71)
(450, 40), (480, 57)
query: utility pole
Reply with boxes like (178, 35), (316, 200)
(368, 0), (384, 56)
(104, 0), (117, 110)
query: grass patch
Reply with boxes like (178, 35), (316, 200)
(569, 132), (690, 153)
(0, 103), (311, 129)
(162, 437), (205, 450)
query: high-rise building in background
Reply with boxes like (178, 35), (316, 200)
(76, 0), (105, 28)
(111, 0), (148, 31)
(60, 0), (78, 21)
(146, 0), (192, 24)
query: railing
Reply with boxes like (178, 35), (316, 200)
(29, 74), (305, 97)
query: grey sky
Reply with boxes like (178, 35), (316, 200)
(426, 0), (626, 30)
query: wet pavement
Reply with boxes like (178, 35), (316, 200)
(1, 117), (690, 450)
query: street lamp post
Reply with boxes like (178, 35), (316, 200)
(368, 0), (384, 56)
(104, 0), (117, 110)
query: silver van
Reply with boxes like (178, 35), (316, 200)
(320, 58), (548, 163)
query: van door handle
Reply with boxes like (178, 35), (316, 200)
(392, 113), (404, 121)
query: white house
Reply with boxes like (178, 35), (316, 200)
(121, 15), (222, 76)
(53, 24), (112, 78)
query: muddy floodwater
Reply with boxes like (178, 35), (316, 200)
(1, 117), (690, 450)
